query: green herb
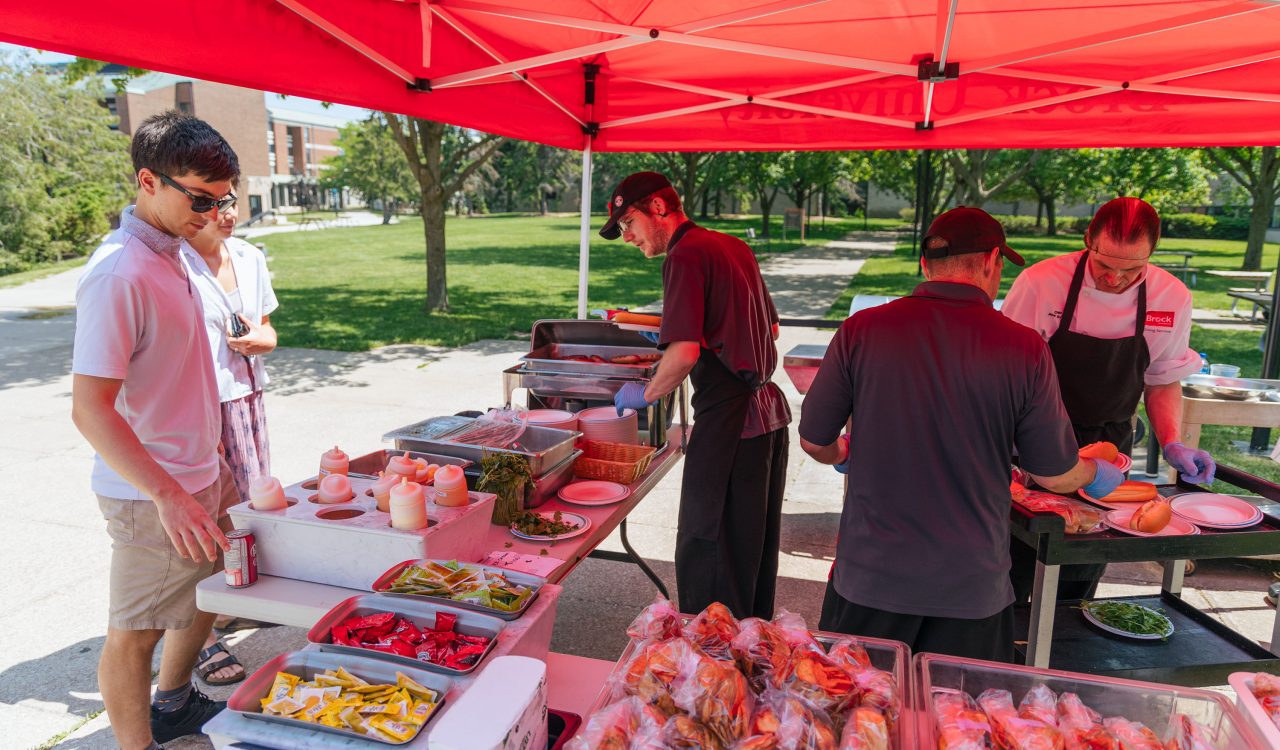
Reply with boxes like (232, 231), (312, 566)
(478, 452), (533, 526)
(1080, 600), (1172, 639)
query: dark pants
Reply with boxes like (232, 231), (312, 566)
(1009, 537), (1101, 604)
(674, 427), (789, 619)
(818, 580), (1016, 663)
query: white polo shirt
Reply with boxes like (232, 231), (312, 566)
(1002, 249), (1201, 386)
(180, 236), (278, 403)
(73, 207), (221, 499)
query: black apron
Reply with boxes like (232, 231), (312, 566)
(1042, 252), (1150, 592)
(678, 347), (755, 542)
(1048, 252), (1151, 456)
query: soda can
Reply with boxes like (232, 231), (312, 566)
(224, 529), (258, 588)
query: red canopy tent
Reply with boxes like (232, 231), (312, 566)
(5, 0), (1280, 312)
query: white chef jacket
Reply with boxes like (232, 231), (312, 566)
(1002, 250), (1200, 386)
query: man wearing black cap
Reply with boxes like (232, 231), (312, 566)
(798, 206), (1122, 661)
(601, 171), (791, 620)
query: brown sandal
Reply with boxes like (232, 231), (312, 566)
(195, 642), (245, 686)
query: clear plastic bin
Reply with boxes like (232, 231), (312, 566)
(917, 652), (1266, 749)
(1228, 672), (1280, 748)
(585, 626), (912, 749)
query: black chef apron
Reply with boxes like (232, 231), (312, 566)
(1011, 252), (1150, 602)
(674, 347), (787, 619)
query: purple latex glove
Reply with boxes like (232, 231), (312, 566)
(1081, 457), (1124, 499)
(1163, 442), (1217, 484)
(614, 382), (653, 416)
(833, 435), (850, 475)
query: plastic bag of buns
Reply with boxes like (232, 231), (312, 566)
(1016, 491), (1104, 534)
(730, 617), (793, 693)
(565, 696), (666, 750)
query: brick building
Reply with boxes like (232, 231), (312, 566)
(103, 71), (353, 220)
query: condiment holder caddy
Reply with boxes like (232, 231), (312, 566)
(228, 450), (494, 590)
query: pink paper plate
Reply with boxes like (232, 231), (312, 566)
(1103, 508), (1200, 537)
(558, 480), (631, 506)
(1168, 493), (1263, 529)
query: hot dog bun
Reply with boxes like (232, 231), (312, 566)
(1079, 441), (1119, 462)
(1130, 500), (1172, 533)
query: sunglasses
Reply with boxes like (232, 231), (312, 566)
(156, 172), (237, 213)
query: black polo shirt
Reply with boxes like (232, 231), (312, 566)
(799, 281), (1077, 619)
(660, 222), (791, 438)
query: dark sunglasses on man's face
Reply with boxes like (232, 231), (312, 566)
(155, 172), (237, 213)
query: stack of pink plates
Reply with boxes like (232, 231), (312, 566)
(525, 409), (578, 432)
(1168, 493), (1263, 529)
(577, 406), (639, 444)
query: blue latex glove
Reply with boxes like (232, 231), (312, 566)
(833, 435), (850, 475)
(1163, 441), (1217, 484)
(1081, 457), (1124, 499)
(614, 382), (653, 416)
(638, 330), (660, 345)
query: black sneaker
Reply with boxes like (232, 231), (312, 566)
(150, 685), (226, 743)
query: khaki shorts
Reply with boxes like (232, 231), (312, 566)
(96, 460), (239, 631)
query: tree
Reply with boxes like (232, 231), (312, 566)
(729, 153), (784, 236)
(1007, 150), (1099, 235)
(1084, 148), (1209, 212)
(384, 116), (503, 311)
(0, 60), (131, 272)
(870, 150), (953, 232)
(946, 149), (1039, 208)
(321, 115), (416, 224)
(777, 151), (854, 231)
(1202, 147), (1280, 271)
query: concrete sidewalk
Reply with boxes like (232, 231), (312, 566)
(2, 229), (1276, 749)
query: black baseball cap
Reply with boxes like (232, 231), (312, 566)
(922, 207), (1024, 266)
(599, 171), (672, 240)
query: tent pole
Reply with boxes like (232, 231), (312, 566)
(577, 135), (594, 319)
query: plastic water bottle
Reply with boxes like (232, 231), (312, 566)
(1199, 352), (1210, 374)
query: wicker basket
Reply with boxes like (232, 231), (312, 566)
(573, 440), (657, 484)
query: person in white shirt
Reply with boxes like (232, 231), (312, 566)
(180, 194), (280, 687)
(1002, 197), (1215, 601)
(72, 111), (240, 750)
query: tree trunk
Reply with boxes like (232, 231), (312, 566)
(1243, 147), (1279, 271)
(1035, 200), (1043, 227)
(1046, 199), (1058, 237)
(422, 191), (449, 312)
(381, 196), (393, 225)
(759, 187), (777, 237)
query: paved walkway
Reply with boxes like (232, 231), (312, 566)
(1, 229), (1275, 749)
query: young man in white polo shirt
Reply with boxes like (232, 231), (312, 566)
(72, 111), (240, 749)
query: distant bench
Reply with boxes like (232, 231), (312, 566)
(1152, 250), (1197, 286)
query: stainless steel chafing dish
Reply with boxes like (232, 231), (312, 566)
(503, 319), (687, 449)
(1181, 373), (1279, 401)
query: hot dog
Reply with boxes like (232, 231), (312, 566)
(1093, 480), (1157, 502)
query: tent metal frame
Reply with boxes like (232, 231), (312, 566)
(264, 0), (1280, 317)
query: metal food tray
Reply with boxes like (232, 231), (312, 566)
(917, 652), (1266, 749)
(1182, 374), (1277, 401)
(306, 593), (503, 676)
(525, 448), (582, 508)
(522, 343), (660, 378)
(226, 648), (451, 745)
(371, 559), (546, 620)
(384, 416), (581, 476)
(585, 622), (911, 750)
(348, 448), (472, 479)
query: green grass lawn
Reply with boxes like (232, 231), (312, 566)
(263, 213), (882, 351)
(0, 256), (88, 289)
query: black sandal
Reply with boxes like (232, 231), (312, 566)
(195, 642), (246, 686)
